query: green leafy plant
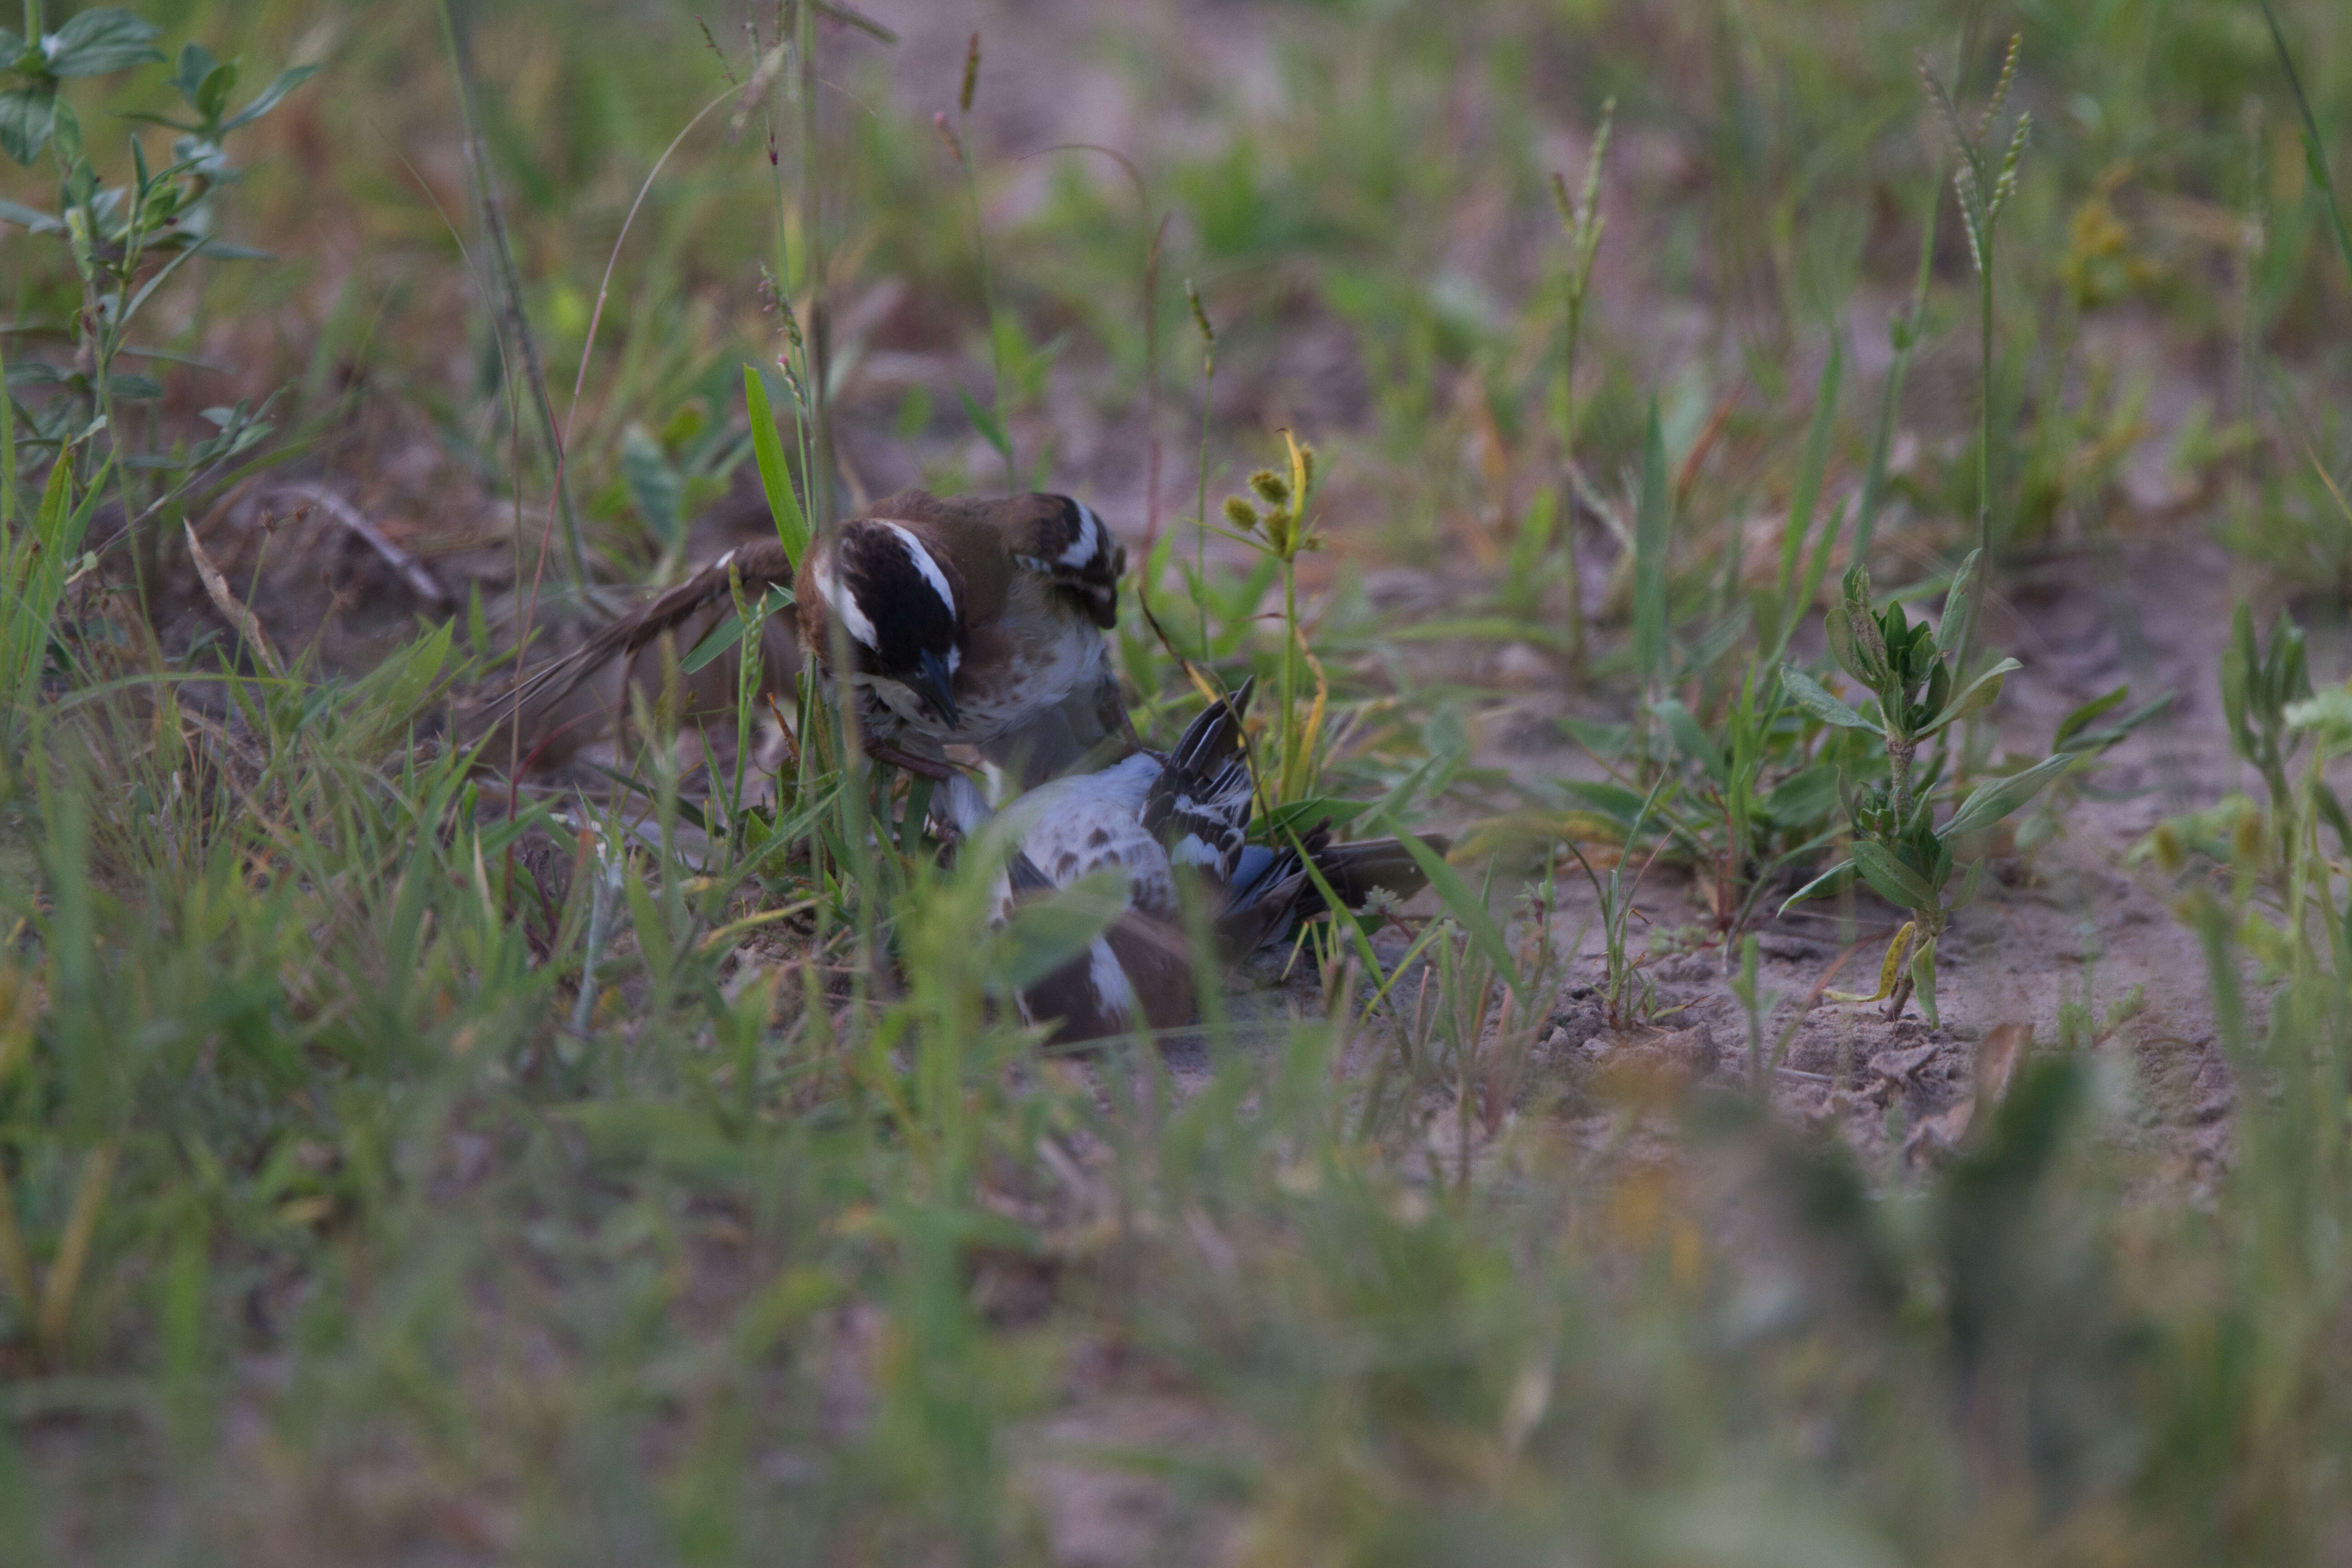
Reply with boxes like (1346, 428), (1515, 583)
(0, 15), (311, 592)
(2222, 603), (2351, 861)
(1784, 553), (2070, 1024)
(1564, 778), (1670, 1028)
(1219, 433), (1328, 805)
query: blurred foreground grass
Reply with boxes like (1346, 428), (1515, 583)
(1, 0), (2352, 1563)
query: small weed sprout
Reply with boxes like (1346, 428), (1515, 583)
(1784, 552), (2073, 1024)
(2221, 604), (2352, 866)
(0, 14), (312, 595)
(1219, 433), (1327, 804)
(1565, 779), (1671, 1028)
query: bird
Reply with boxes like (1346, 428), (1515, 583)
(505, 489), (1128, 785)
(949, 681), (1440, 1044)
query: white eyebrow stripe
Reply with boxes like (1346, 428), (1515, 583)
(1058, 504), (1102, 568)
(876, 520), (957, 621)
(812, 556), (877, 651)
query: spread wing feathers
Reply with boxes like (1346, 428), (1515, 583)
(502, 540), (796, 717)
(1142, 680), (1257, 881)
(997, 493), (1125, 629)
(1216, 831), (1445, 954)
(1017, 915), (1194, 1045)
(999, 767), (1194, 1045)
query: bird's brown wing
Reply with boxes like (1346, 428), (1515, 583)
(502, 539), (797, 719)
(995, 495), (1125, 629)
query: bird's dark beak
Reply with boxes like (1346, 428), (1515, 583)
(910, 648), (961, 727)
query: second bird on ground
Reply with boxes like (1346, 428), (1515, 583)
(513, 489), (1128, 786)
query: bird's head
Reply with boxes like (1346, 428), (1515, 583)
(807, 518), (967, 726)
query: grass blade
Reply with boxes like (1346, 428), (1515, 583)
(1396, 830), (1521, 997)
(2259, 0), (2352, 288)
(1777, 336), (1842, 606)
(746, 364), (809, 566)
(1633, 397), (1671, 692)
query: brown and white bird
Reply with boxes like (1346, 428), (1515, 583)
(955, 683), (1439, 1043)
(509, 490), (1127, 784)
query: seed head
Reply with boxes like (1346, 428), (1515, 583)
(1185, 279), (1215, 346)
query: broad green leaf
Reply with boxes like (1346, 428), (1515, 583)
(2264, 608), (2309, 712)
(1632, 397), (1671, 688)
(170, 43), (217, 105)
(1560, 715), (1633, 760)
(1653, 697), (1725, 786)
(621, 423), (684, 544)
(2053, 683), (2129, 750)
(2059, 691), (2171, 756)
(1948, 855), (1988, 913)
(1849, 840), (1937, 913)
(1824, 599), (1869, 687)
(48, 93), (76, 164)
(194, 60), (236, 122)
(1916, 657), (2019, 735)
(1761, 763), (1841, 827)
(1396, 831), (1521, 996)
(0, 194), (59, 232)
(1909, 936), (1940, 1027)
(958, 383), (1012, 459)
(2220, 603), (2255, 756)
(220, 64), (318, 132)
(743, 364), (808, 566)
(1940, 752), (2075, 839)
(1556, 777), (1649, 823)
(1781, 666), (1877, 731)
(0, 85), (55, 165)
(1779, 858), (1854, 916)
(43, 10), (164, 78)
(1936, 549), (1982, 657)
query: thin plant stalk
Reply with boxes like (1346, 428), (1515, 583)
(1187, 279), (1216, 658)
(436, 0), (590, 593)
(951, 34), (1014, 493)
(1851, 177), (1940, 565)
(1550, 99), (1612, 670)
(1920, 35), (2029, 669)
(798, 0), (836, 524)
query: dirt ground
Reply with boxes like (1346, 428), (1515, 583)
(145, 0), (2269, 1201)
(78, 4), (2330, 1562)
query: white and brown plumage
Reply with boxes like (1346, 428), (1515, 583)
(960, 683), (1439, 1043)
(509, 490), (1127, 784)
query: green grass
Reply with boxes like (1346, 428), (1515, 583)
(1, 0), (2351, 1562)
